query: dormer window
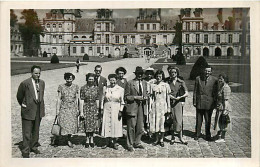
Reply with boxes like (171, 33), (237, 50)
(53, 24), (56, 28)
(59, 24), (62, 28)
(47, 24), (50, 28)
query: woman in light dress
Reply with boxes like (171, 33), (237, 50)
(101, 74), (125, 150)
(150, 70), (171, 147)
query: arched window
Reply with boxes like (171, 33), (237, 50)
(74, 36), (79, 38)
(53, 24), (56, 28)
(82, 36), (86, 38)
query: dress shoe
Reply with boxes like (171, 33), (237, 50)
(90, 143), (95, 148)
(159, 142), (164, 147)
(67, 141), (74, 148)
(152, 141), (159, 146)
(215, 139), (225, 143)
(134, 144), (145, 149)
(101, 144), (108, 149)
(205, 137), (214, 142)
(113, 143), (119, 150)
(127, 146), (134, 152)
(170, 140), (175, 145)
(22, 153), (30, 158)
(180, 140), (188, 145)
(85, 143), (89, 148)
(30, 149), (41, 154)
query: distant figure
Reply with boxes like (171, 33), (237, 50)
(16, 65), (45, 158)
(76, 58), (80, 73)
(147, 54), (151, 63)
(214, 73), (232, 143)
(193, 65), (218, 141)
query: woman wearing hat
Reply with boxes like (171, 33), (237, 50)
(54, 72), (79, 148)
(79, 73), (100, 148)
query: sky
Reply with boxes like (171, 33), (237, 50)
(13, 8), (248, 24)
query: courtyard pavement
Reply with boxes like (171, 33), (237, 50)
(11, 57), (251, 158)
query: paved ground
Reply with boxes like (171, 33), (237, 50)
(11, 58), (251, 158)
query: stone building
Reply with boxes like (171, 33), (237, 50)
(39, 8), (250, 58)
(11, 24), (23, 57)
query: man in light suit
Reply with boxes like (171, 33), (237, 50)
(94, 65), (107, 134)
(125, 66), (148, 151)
(193, 65), (218, 141)
(16, 65), (45, 158)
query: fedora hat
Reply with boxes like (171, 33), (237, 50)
(134, 66), (144, 74)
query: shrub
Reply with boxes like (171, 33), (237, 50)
(83, 54), (89, 61)
(50, 54), (59, 63)
(108, 54), (112, 58)
(189, 56), (209, 80)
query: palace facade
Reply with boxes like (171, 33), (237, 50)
(39, 8), (250, 58)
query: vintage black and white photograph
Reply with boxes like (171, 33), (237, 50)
(1, 1), (259, 166)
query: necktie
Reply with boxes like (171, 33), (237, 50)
(35, 80), (40, 102)
(95, 77), (99, 86)
(138, 80), (143, 96)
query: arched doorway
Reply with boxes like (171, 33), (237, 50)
(227, 47), (234, 57)
(215, 47), (221, 57)
(144, 48), (152, 57)
(203, 48), (209, 57)
(114, 48), (120, 57)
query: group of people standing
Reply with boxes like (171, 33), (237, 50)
(16, 63), (232, 158)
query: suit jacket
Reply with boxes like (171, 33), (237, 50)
(193, 75), (218, 110)
(17, 78), (45, 120)
(125, 79), (148, 116)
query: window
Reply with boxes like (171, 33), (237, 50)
(131, 36), (135, 44)
(74, 36), (78, 38)
(186, 22), (190, 31)
(89, 47), (92, 51)
(153, 24), (156, 30)
(53, 35), (56, 38)
(53, 24), (56, 28)
(239, 34), (242, 43)
(81, 47), (84, 53)
(123, 36), (127, 43)
(97, 47), (101, 53)
(82, 36), (86, 38)
(59, 35), (62, 39)
(140, 35), (144, 44)
(228, 34), (233, 43)
(196, 34), (200, 43)
(97, 34), (101, 43)
(196, 22), (200, 30)
(163, 35), (167, 43)
(47, 24), (50, 28)
(153, 36), (156, 43)
(141, 24), (144, 30)
(106, 23), (110, 31)
(105, 34), (109, 43)
(216, 34), (220, 43)
(147, 24), (150, 30)
(185, 34), (189, 43)
(106, 47), (109, 51)
(59, 24), (62, 28)
(97, 23), (101, 31)
(204, 34), (208, 43)
(115, 36), (119, 43)
(73, 47), (76, 53)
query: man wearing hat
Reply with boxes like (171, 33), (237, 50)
(125, 66), (148, 151)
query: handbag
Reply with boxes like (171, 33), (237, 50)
(164, 112), (173, 127)
(176, 84), (186, 102)
(51, 115), (61, 136)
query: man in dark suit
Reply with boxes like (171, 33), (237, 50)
(16, 65), (45, 158)
(125, 66), (148, 151)
(193, 65), (218, 141)
(94, 65), (107, 134)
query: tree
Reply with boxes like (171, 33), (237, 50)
(10, 9), (18, 27)
(173, 21), (183, 49)
(19, 9), (44, 57)
(189, 56), (209, 80)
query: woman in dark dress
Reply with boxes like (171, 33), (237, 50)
(55, 73), (79, 148)
(79, 73), (100, 148)
(167, 67), (188, 145)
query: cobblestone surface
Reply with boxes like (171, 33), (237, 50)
(11, 58), (251, 158)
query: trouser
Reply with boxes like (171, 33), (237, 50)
(195, 109), (213, 138)
(126, 105), (144, 147)
(21, 106), (41, 154)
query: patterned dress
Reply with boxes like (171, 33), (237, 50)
(80, 85), (99, 132)
(101, 85), (125, 137)
(57, 83), (79, 135)
(149, 82), (171, 133)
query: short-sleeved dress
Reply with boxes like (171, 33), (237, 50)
(101, 85), (125, 137)
(57, 83), (79, 135)
(214, 83), (232, 130)
(80, 85), (99, 133)
(168, 78), (188, 132)
(149, 82), (171, 133)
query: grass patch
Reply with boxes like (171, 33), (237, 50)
(11, 56), (122, 62)
(151, 62), (250, 93)
(11, 62), (84, 76)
